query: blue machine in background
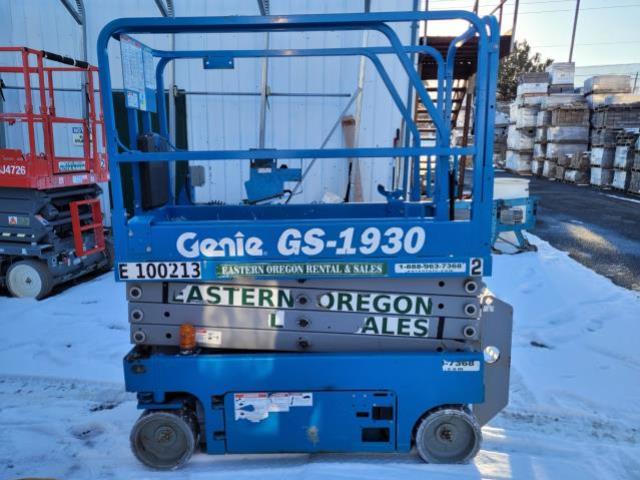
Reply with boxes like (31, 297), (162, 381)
(492, 196), (539, 253)
(97, 10), (512, 470)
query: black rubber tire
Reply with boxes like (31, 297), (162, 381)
(415, 407), (482, 464)
(130, 410), (197, 470)
(6, 259), (54, 299)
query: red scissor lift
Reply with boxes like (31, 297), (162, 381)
(0, 47), (111, 298)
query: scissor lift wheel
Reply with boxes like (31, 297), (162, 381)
(130, 410), (198, 470)
(415, 407), (482, 464)
(6, 260), (53, 299)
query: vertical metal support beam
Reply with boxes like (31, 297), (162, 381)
(568, 0), (581, 63)
(154, 0), (177, 195)
(401, 0), (420, 199)
(349, 0), (371, 202)
(511, 0), (520, 52)
(0, 76), (5, 148)
(59, 1), (89, 123)
(458, 91), (472, 199)
(168, 39), (177, 195)
(127, 108), (142, 214)
(257, 0), (270, 148)
(258, 33), (270, 148)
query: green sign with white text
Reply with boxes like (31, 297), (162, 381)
(216, 262), (387, 278)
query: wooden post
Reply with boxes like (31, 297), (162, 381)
(569, 0), (581, 62)
(511, 0), (520, 52)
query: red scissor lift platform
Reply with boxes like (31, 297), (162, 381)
(0, 47), (112, 298)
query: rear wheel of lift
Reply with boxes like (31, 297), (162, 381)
(6, 259), (53, 299)
(130, 410), (197, 470)
(415, 407), (481, 464)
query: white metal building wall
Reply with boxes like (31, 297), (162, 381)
(0, 0), (171, 151)
(1, 0), (414, 206)
(177, 0), (413, 204)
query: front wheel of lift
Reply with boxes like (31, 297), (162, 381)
(415, 407), (481, 464)
(130, 410), (197, 470)
(6, 259), (53, 299)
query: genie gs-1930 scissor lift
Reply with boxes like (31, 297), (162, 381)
(0, 47), (111, 298)
(97, 10), (512, 470)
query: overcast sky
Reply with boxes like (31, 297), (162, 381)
(424, 0), (639, 66)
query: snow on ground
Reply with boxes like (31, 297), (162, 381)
(1, 235), (639, 479)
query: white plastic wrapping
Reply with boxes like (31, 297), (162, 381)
(507, 125), (535, 150)
(531, 159), (543, 175)
(516, 106), (539, 128)
(542, 160), (556, 178)
(506, 150), (532, 172)
(519, 95), (546, 107)
(546, 126), (589, 143)
(546, 62), (575, 86)
(541, 94), (585, 109)
(584, 93), (640, 109)
(584, 75), (632, 94)
(517, 82), (548, 96)
(509, 102), (519, 122)
(590, 167), (613, 186)
(536, 110), (551, 127)
(590, 147), (615, 168)
(535, 127), (547, 142)
(612, 170), (631, 190)
(546, 142), (588, 159)
(564, 169), (588, 184)
(533, 142), (546, 158)
(495, 110), (510, 126)
(614, 146), (633, 169)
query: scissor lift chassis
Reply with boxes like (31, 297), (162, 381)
(126, 351), (487, 456)
(0, 186), (111, 297)
(97, 10), (508, 468)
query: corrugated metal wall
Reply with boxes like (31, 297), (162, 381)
(0, 0), (414, 206)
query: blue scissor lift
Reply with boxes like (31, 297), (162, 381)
(97, 11), (512, 470)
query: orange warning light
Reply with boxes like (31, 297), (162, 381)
(179, 323), (196, 353)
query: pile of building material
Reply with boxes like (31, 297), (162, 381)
(538, 92), (589, 182)
(585, 75), (634, 109)
(506, 72), (548, 173)
(564, 152), (591, 185)
(630, 136), (640, 194)
(504, 68), (640, 196)
(587, 75), (640, 189)
(612, 131), (639, 190)
(547, 62), (575, 94)
(549, 105), (590, 183)
(493, 101), (510, 167)
(533, 109), (550, 176)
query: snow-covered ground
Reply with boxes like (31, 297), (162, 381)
(1, 236), (639, 479)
